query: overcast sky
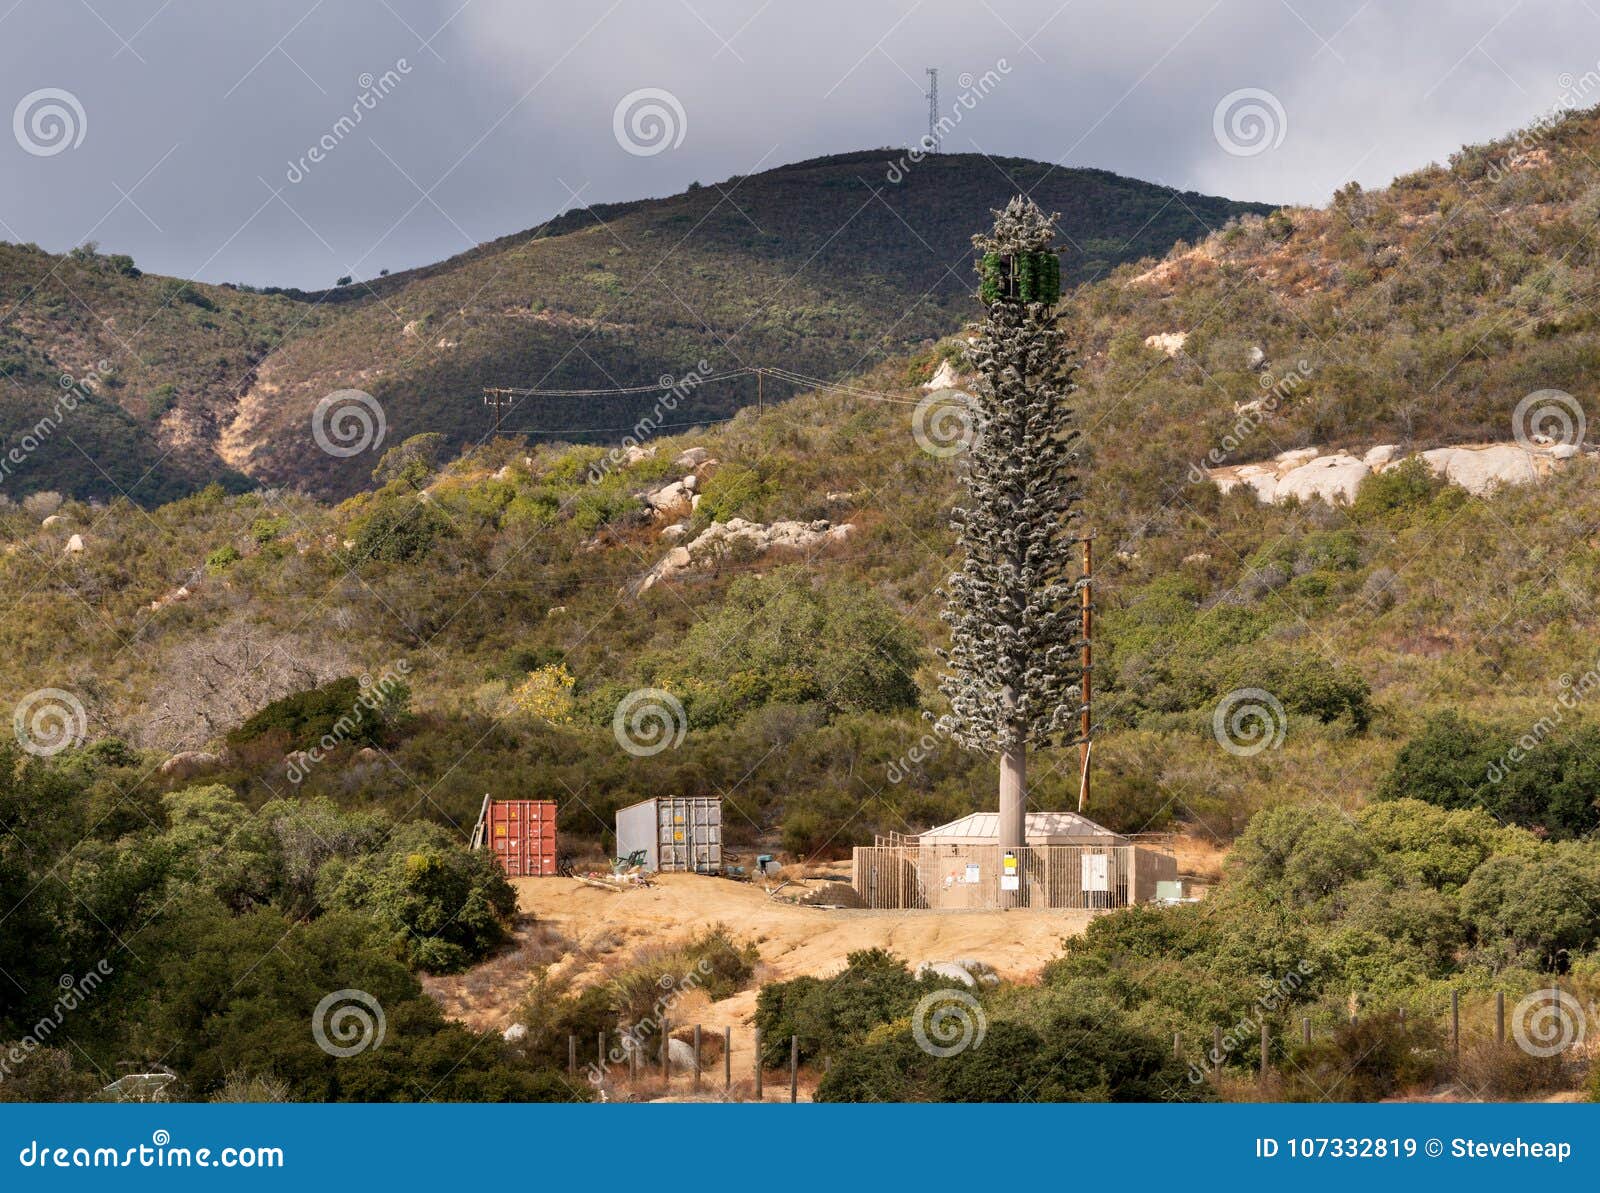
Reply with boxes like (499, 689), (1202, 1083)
(0, 0), (1593, 288)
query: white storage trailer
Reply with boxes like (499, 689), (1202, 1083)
(615, 796), (722, 873)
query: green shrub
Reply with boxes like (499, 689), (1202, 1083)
(135, 905), (574, 1101)
(0, 1047), (104, 1102)
(1378, 713), (1600, 839)
(694, 464), (770, 523)
(218, 797), (388, 917)
(1224, 804), (1376, 907)
(318, 820), (516, 971)
(816, 1011), (1201, 1103)
(1205, 645), (1372, 731)
(663, 571), (922, 723)
(1459, 852), (1600, 965)
(350, 498), (450, 563)
(1358, 799), (1517, 891)
(515, 972), (619, 1071)
(605, 924), (758, 1028)
(249, 516), (286, 544)
(754, 948), (925, 1066)
(228, 676), (409, 752)
(1377, 712), (1500, 808)
(205, 544), (241, 572)
(1352, 457), (1444, 520)
(371, 433), (446, 489)
(1279, 1011), (1444, 1101)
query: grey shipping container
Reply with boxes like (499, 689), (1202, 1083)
(615, 796), (722, 873)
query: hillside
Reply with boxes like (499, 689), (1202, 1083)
(0, 151), (1267, 502)
(12, 108), (1600, 840)
(0, 243), (319, 503)
(10, 109), (1600, 1102)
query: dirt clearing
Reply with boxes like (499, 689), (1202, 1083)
(426, 872), (1097, 1034)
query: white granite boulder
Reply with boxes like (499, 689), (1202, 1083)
(1419, 444), (1540, 495)
(1274, 453), (1370, 505)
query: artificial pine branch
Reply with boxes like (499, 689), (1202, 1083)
(936, 196), (1086, 755)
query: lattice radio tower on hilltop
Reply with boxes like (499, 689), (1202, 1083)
(926, 68), (939, 150)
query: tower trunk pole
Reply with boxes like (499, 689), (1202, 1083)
(999, 743), (1025, 908)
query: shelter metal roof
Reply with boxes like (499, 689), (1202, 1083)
(921, 810), (1122, 842)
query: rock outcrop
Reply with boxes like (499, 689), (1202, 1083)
(1276, 452), (1370, 504)
(1419, 444), (1544, 495)
(149, 583), (194, 612)
(923, 359), (966, 391)
(641, 478), (695, 521)
(159, 750), (221, 779)
(1210, 440), (1589, 504)
(633, 518), (853, 595)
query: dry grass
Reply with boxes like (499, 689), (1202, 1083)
(419, 914), (570, 1025)
(1454, 1041), (1571, 1101)
(1170, 833), (1228, 886)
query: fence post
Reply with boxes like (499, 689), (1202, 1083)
(1172, 1031), (1181, 1060)
(567, 1034), (575, 1076)
(1398, 1008), (1406, 1027)
(598, 1030), (606, 1074)
(693, 1024), (702, 1090)
(1212, 1026), (1223, 1086)
(1259, 1023), (1269, 1085)
(789, 1036), (799, 1103)
(662, 1017), (671, 1081)
(1302, 1016), (1311, 1045)
(724, 1026), (732, 1092)
(630, 1037), (640, 1081)
(754, 1029), (764, 1101)
(1452, 988), (1460, 1058)
(1496, 992), (1505, 1045)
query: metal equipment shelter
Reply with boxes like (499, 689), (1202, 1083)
(852, 810), (1176, 910)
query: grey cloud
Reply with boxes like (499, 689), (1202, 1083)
(0, 0), (1590, 288)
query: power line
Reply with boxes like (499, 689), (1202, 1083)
(475, 366), (929, 434)
(483, 367), (760, 397)
(504, 415), (740, 436)
(762, 366), (926, 405)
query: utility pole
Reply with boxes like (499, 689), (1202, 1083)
(1078, 535), (1093, 813)
(756, 368), (764, 416)
(925, 68), (939, 150)
(481, 388), (508, 436)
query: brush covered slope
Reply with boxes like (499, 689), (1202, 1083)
(7, 110), (1600, 1101)
(13, 109), (1600, 847)
(0, 151), (1268, 502)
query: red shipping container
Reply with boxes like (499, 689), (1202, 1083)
(485, 800), (558, 877)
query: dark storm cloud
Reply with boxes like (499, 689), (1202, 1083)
(0, 0), (1591, 287)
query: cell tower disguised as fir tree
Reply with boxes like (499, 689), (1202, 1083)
(937, 196), (1085, 900)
